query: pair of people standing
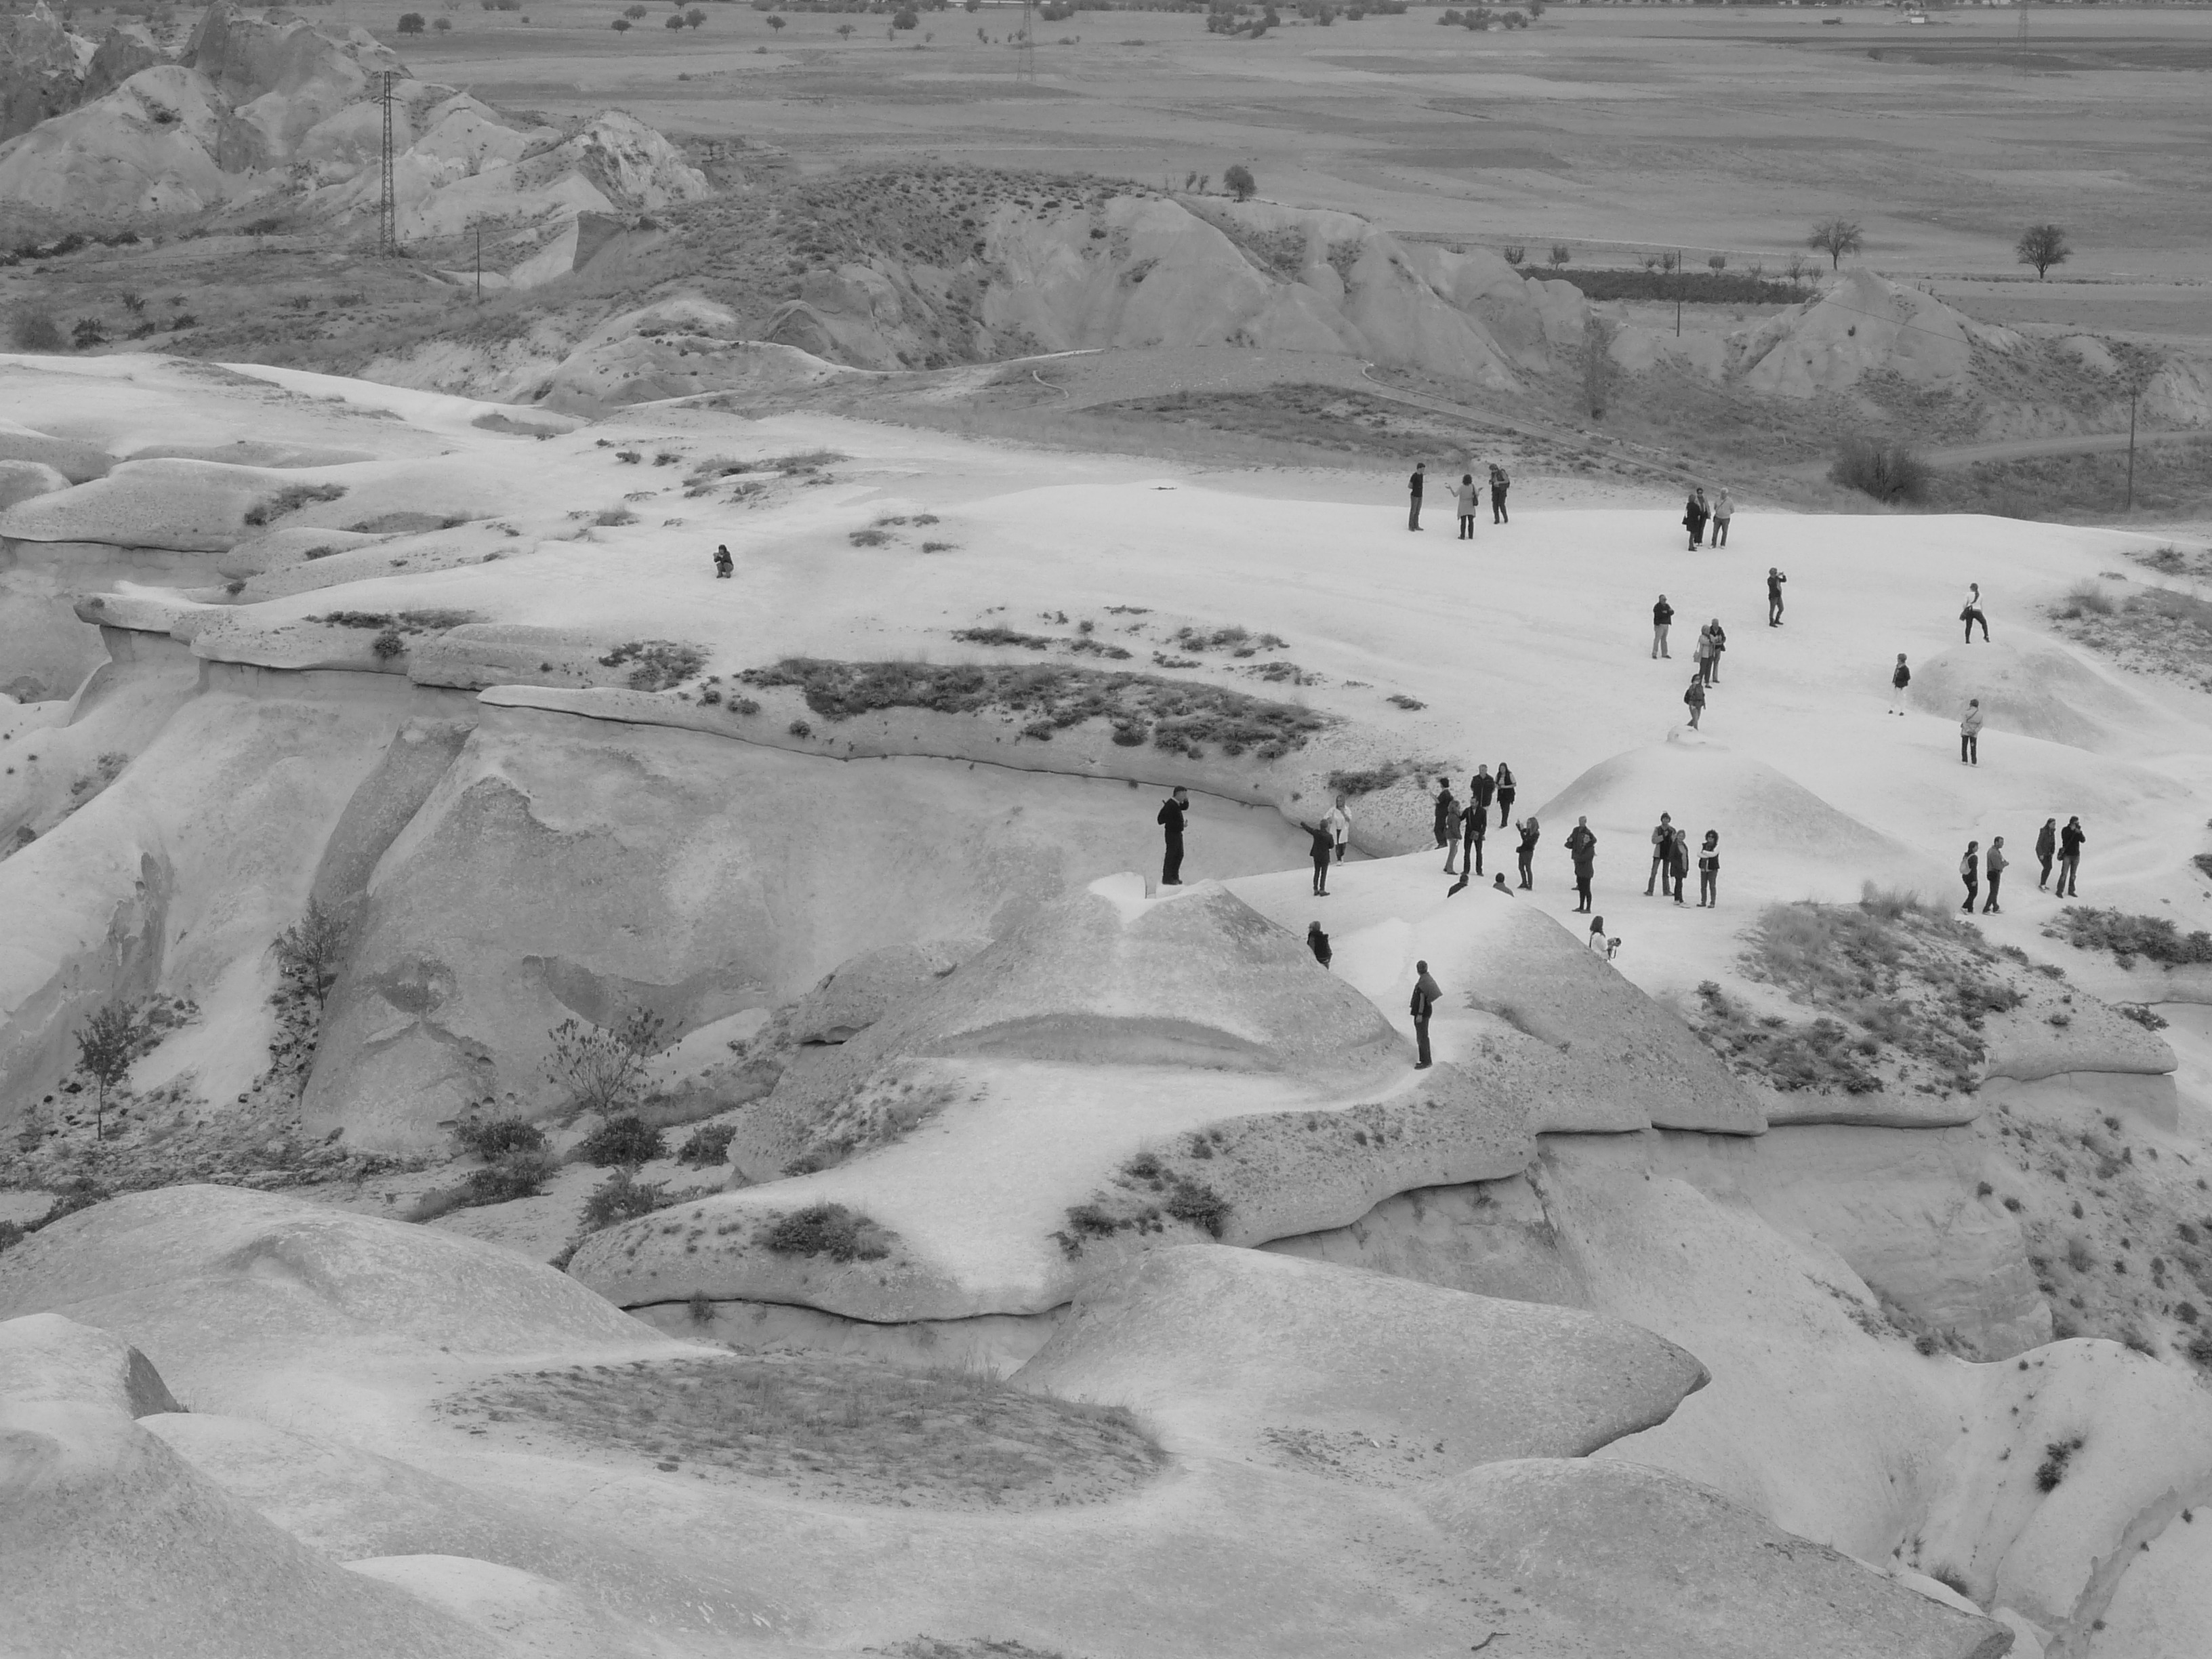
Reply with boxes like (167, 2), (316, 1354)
(1962, 838), (2007, 914)
(2036, 817), (2086, 897)
(1681, 487), (1733, 550)
(1642, 817), (1697, 905)
(1299, 794), (1355, 896)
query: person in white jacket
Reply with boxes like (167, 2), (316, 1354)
(1962, 583), (1990, 643)
(1324, 794), (1353, 865)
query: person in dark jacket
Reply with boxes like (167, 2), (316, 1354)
(2036, 818), (2058, 890)
(1408, 462), (1426, 531)
(1566, 816), (1597, 913)
(1455, 472), (1478, 539)
(1697, 830), (1720, 908)
(1460, 795), (1488, 880)
(1683, 674), (1707, 731)
(2057, 817), (2085, 897)
(1652, 594), (1674, 659)
(1890, 654), (1910, 716)
(1471, 764), (1497, 824)
(1767, 567), (1787, 627)
(1959, 840), (1982, 913)
(1410, 960), (1441, 1068)
(1706, 618), (1727, 683)
(1494, 763), (1517, 828)
(713, 544), (733, 578)
(1515, 816), (1540, 890)
(1667, 825), (1691, 904)
(1157, 787), (1188, 886)
(1645, 813), (1675, 896)
(1435, 779), (1460, 871)
(1984, 836), (2007, 914)
(1489, 463), (1510, 524)
(1683, 489), (1708, 550)
(1299, 819), (1336, 897)
(1307, 921), (1332, 968)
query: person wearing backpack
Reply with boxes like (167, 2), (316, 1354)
(1489, 463), (1511, 524)
(2036, 817), (2058, 890)
(1696, 830), (1720, 908)
(1683, 672), (1707, 731)
(1307, 921), (1332, 969)
(1961, 699), (1984, 766)
(1983, 836), (2007, 914)
(1890, 653), (1910, 715)
(1410, 960), (1442, 1069)
(1566, 816), (1597, 914)
(1959, 840), (1981, 914)
(1652, 594), (1675, 659)
(1645, 812), (1675, 897)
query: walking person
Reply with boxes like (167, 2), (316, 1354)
(1766, 566), (1787, 627)
(1307, 921), (1332, 969)
(1566, 816), (1597, 913)
(1494, 762), (1517, 830)
(1959, 840), (1982, 914)
(1983, 836), (2007, 914)
(1455, 473), (1478, 540)
(1889, 653), (1910, 715)
(712, 544), (733, 579)
(1711, 489), (1734, 548)
(1408, 462), (1426, 531)
(1489, 462), (1510, 524)
(1696, 830), (1719, 907)
(1683, 672), (1707, 731)
(1157, 787), (1189, 887)
(1652, 594), (1674, 659)
(2057, 817), (2085, 897)
(1515, 816), (1540, 890)
(1961, 699), (1983, 766)
(1470, 763), (1496, 827)
(1300, 817), (1336, 897)
(1325, 794), (1353, 865)
(2036, 817), (2057, 890)
(1962, 583), (1989, 643)
(1683, 487), (1709, 551)
(1645, 812), (1675, 896)
(1435, 778), (1460, 872)
(1410, 960), (1441, 1069)
(1706, 617), (1727, 683)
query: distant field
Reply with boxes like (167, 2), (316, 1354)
(359, 0), (2212, 328)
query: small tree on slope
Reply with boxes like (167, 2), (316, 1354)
(1807, 217), (1863, 272)
(75, 1002), (140, 1141)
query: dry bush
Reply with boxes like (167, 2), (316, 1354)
(1830, 437), (1930, 504)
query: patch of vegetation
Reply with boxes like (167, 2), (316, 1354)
(310, 609), (480, 634)
(1054, 1143), (1233, 1257)
(2048, 578), (2212, 692)
(1169, 625), (1285, 657)
(676, 1122), (737, 1167)
(1830, 436), (1930, 504)
(739, 657), (1333, 760)
(1692, 986), (1883, 1094)
(2045, 907), (2212, 970)
(578, 1113), (667, 1168)
(242, 482), (347, 526)
(579, 1168), (683, 1231)
(1542, 265), (1804, 305)
(951, 626), (1053, 650)
(453, 1117), (548, 1160)
(760, 1202), (896, 1262)
(598, 639), (705, 691)
(2035, 1434), (2085, 1493)
(441, 1351), (1161, 1510)
(1325, 758), (1450, 797)
(71, 1003), (140, 1142)
(2116, 1003), (2169, 1031)
(265, 899), (348, 1086)
(545, 1008), (665, 1118)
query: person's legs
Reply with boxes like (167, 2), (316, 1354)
(1575, 873), (1591, 912)
(1968, 735), (1978, 766)
(1410, 498), (1420, 531)
(1646, 855), (1661, 897)
(2061, 856), (2079, 898)
(1960, 735), (1971, 764)
(1700, 869), (1717, 907)
(1976, 611), (1990, 642)
(1517, 851), (1532, 890)
(1500, 495), (1509, 524)
(1984, 869), (2002, 913)
(1961, 877), (1977, 912)
(1164, 844), (1182, 887)
(1469, 834), (1483, 877)
(1715, 518), (1728, 547)
(1687, 704), (1701, 730)
(2039, 853), (2052, 890)
(1652, 625), (1665, 659)
(1414, 1014), (1431, 1067)
(1673, 869), (1686, 904)
(1498, 800), (1512, 829)
(1963, 614), (1973, 644)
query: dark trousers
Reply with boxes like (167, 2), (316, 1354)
(1698, 869), (1717, 907)
(1458, 514), (1475, 539)
(1961, 876), (1979, 912)
(714, 565), (732, 579)
(1464, 832), (1483, 876)
(1497, 797), (1514, 829)
(1647, 855), (1665, 896)
(1964, 608), (1988, 642)
(1713, 517), (1729, 547)
(1163, 840), (1183, 886)
(1311, 855), (1330, 895)
(1574, 869), (1593, 912)
(1492, 491), (1508, 523)
(1961, 734), (1978, 764)
(1700, 656), (1716, 686)
(1517, 850), (1534, 889)
(1671, 868), (1686, 902)
(1410, 495), (1422, 530)
(2057, 855), (2079, 897)
(1984, 869), (2003, 912)
(2039, 852), (2053, 889)
(1687, 518), (1705, 549)
(1414, 1013), (1432, 1067)
(1769, 595), (1784, 625)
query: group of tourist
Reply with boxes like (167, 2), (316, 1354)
(1407, 461), (1511, 535)
(1961, 817), (2086, 914)
(1681, 487), (1736, 550)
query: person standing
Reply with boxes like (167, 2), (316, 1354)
(1890, 653), (1911, 715)
(1767, 566), (1787, 627)
(1961, 699), (1983, 766)
(2036, 817), (2058, 890)
(1566, 816), (1597, 913)
(1300, 818), (1336, 897)
(1408, 462), (1427, 531)
(1696, 830), (1720, 908)
(1984, 836), (2007, 914)
(2057, 817), (2085, 897)
(1460, 795), (1488, 880)
(1711, 489), (1734, 548)
(1436, 779), (1460, 872)
(1307, 921), (1332, 968)
(1959, 840), (1982, 913)
(1683, 488), (1708, 551)
(1515, 816), (1540, 890)
(1489, 462), (1511, 524)
(1471, 764), (1497, 827)
(1410, 960), (1441, 1069)
(1157, 787), (1188, 887)
(1706, 617), (1727, 683)
(1683, 672), (1707, 731)
(1645, 812), (1675, 896)
(1695, 623), (1719, 688)
(1652, 594), (1675, 659)
(1325, 794), (1353, 865)
(1494, 762), (1517, 829)
(713, 544), (734, 579)
(1962, 583), (1989, 643)
(1455, 472), (1478, 540)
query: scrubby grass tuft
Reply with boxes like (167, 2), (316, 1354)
(579, 1168), (680, 1231)
(453, 1117), (547, 1160)
(2058, 581), (2115, 619)
(1326, 759), (1451, 797)
(676, 1122), (737, 1167)
(242, 482), (346, 526)
(2035, 1434), (2085, 1493)
(762, 1202), (894, 1262)
(2047, 907), (2212, 970)
(598, 640), (705, 692)
(578, 1113), (666, 1168)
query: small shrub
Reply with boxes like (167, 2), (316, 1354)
(676, 1122), (737, 1167)
(594, 506), (640, 527)
(453, 1117), (547, 1160)
(687, 1288), (714, 1323)
(70, 318), (106, 350)
(1830, 437), (1931, 505)
(579, 1168), (676, 1229)
(242, 483), (348, 527)
(546, 1008), (665, 1118)
(849, 527), (891, 547)
(578, 1113), (666, 1168)
(598, 639), (705, 691)
(270, 899), (348, 1012)
(371, 630), (404, 660)
(1162, 1178), (1231, 1238)
(9, 306), (60, 350)
(952, 626), (1053, 650)
(762, 1202), (891, 1261)
(2060, 581), (2115, 619)
(2035, 1435), (2084, 1492)
(2116, 1002), (2169, 1030)
(465, 1147), (560, 1204)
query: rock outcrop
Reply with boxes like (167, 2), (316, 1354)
(0, 1310), (182, 1417)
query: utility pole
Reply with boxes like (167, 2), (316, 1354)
(1675, 247), (1683, 339)
(378, 70), (398, 257)
(474, 222), (483, 303)
(1017, 0), (1035, 81)
(2125, 381), (2137, 516)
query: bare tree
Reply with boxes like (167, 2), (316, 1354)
(1784, 252), (1810, 286)
(75, 1002), (140, 1141)
(2015, 224), (2071, 281)
(1807, 218), (1864, 271)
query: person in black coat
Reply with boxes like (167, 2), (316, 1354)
(1565, 817), (1597, 913)
(2057, 817), (2085, 897)
(1410, 960), (1442, 1068)
(713, 544), (733, 578)
(1470, 764), (1497, 823)
(2036, 818), (2057, 890)
(1157, 787), (1188, 886)
(1408, 462), (1426, 531)
(1460, 796), (1488, 880)
(1300, 819), (1336, 897)
(1652, 594), (1674, 659)
(1435, 780), (1460, 871)
(1494, 763), (1517, 829)
(1307, 921), (1332, 969)
(1683, 489), (1709, 550)
(1515, 816), (1540, 890)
